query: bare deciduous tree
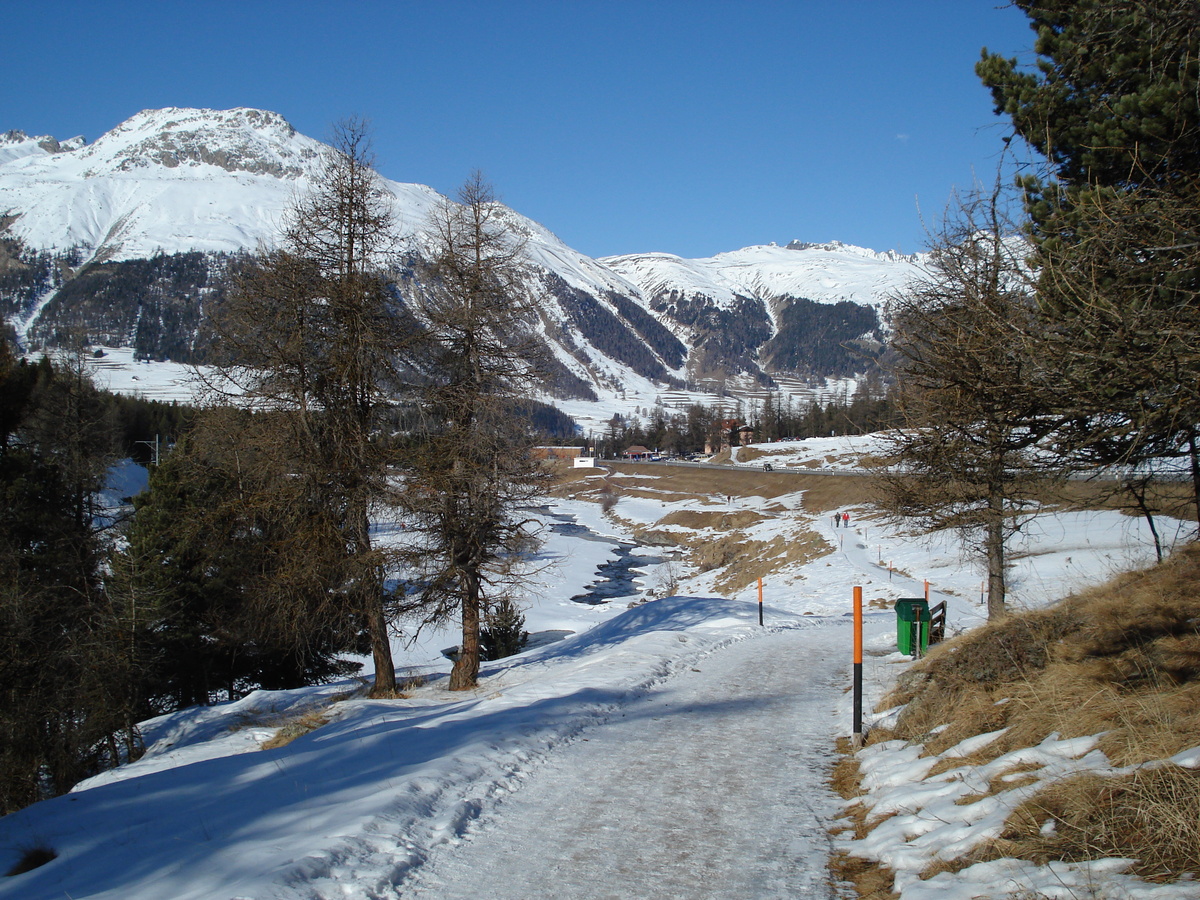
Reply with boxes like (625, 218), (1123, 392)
(875, 190), (1062, 619)
(398, 173), (549, 690)
(204, 118), (412, 696)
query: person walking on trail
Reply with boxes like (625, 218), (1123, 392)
(832, 514), (840, 528)
(842, 512), (850, 528)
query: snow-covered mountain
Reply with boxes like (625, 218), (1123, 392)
(0, 108), (922, 400)
(604, 241), (917, 313)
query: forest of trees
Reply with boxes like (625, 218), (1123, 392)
(0, 348), (197, 812)
(592, 380), (896, 459)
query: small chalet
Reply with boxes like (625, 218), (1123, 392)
(705, 421), (754, 455)
(623, 445), (653, 460)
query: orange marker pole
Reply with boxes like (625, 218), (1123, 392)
(758, 577), (764, 626)
(853, 585), (864, 748)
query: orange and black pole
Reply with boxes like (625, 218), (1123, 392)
(853, 585), (863, 748)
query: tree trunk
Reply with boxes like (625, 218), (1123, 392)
(985, 494), (1007, 620)
(1125, 479), (1164, 563)
(1188, 428), (1200, 531)
(449, 570), (481, 690)
(353, 498), (396, 698)
(367, 597), (397, 697)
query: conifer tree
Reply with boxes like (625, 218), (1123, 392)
(977, 0), (1199, 230)
(206, 119), (410, 695)
(0, 347), (130, 812)
(978, 1), (1200, 524)
(398, 173), (548, 690)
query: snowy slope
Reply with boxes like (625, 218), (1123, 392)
(0, 130), (86, 165)
(596, 251), (750, 309)
(604, 240), (922, 312)
(0, 439), (1184, 900)
(0, 107), (920, 317)
(0, 108), (449, 262)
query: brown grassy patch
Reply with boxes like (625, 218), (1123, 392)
(595, 478), (835, 595)
(707, 530), (830, 595)
(609, 461), (877, 507)
(1000, 766), (1200, 880)
(829, 851), (900, 900)
(916, 855), (982, 881)
(827, 738), (903, 898)
(260, 709), (331, 750)
(657, 509), (766, 531)
(869, 543), (1200, 883)
(832, 737), (866, 800)
(891, 545), (1200, 766)
(950, 762), (1046, 805)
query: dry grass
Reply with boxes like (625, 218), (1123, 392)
(829, 851), (900, 900)
(657, 509), (767, 531)
(832, 736), (866, 800)
(260, 709), (331, 750)
(607, 461), (878, 508)
(997, 766), (1200, 880)
(566, 464), (838, 597)
(859, 542), (1200, 884)
(703, 530), (829, 595)
(830, 739), (901, 898)
(888, 544), (1200, 764)
(951, 762), (1046, 806)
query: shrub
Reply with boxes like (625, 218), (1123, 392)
(480, 597), (527, 661)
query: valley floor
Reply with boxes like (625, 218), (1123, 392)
(0, 438), (1184, 900)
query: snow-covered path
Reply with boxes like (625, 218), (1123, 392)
(395, 626), (848, 899)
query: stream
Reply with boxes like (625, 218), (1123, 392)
(541, 510), (665, 605)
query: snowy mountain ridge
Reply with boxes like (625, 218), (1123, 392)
(0, 107), (921, 398)
(603, 241), (920, 315)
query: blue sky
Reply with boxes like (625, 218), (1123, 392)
(4, 1), (1037, 260)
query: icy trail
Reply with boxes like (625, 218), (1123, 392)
(393, 626), (849, 899)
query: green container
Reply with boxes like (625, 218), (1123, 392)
(895, 598), (931, 656)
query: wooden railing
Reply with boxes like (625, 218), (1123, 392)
(929, 601), (947, 644)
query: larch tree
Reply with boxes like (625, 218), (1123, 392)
(875, 191), (1063, 620)
(204, 118), (412, 696)
(399, 173), (549, 690)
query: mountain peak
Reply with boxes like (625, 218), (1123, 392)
(785, 239), (917, 263)
(75, 107), (324, 179)
(0, 130), (86, 165)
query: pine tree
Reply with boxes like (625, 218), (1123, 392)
(977, 0), (1199, 229)
(978, 1), (1200, 525)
